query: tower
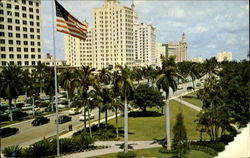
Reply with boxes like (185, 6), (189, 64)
(182, 32), (186, 43)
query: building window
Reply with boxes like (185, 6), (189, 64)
(1, 54), (6, 58)
(0, 32), (4, 36)
(0, 25), (4, 29)
(9, 40), (13, 44)
(8, 33), (13, 37)
(16, 41), (21, 45)
(15, 12), (19, 17)
(16, 33), (20, 38)
(31, 41), (35, 46)
(0, 39), (5, 44)
(24, 48), (28, 52)
(8, 25), (12, 30)
(29, 8), (33, 12)
(37, 42), (41, 46)
(31, 48), (35, 52)
(16, 26), (20, 31)
(15, 19), (20, 24)
(0, 10), (3, 14)
(30, 35), (34, 39)
(31, 55), (35, 59)
(9, 54), (14, 58)
(17, 61), (22, 66)
(23, 27), (27, 31)
(23, 34), (28, 38)
(17, 47), (21, 51)
(2, 61), (7, 66)
(22, 6), (26, 11)
(24, 54), (28, 58)
(17, 54), (21, 59)
(29, 14), (33, 19)
(29, 1), (33, 5)
(36, 2), (39, 7)
(24, 41), (28, 45)
(22, 13), (26, 18)
(30, 28), (34, 32)
(36, 16), (39, 20)
(36, 9), (39, 13)
(7, 18), (12, 23)
(10, 61), (14, 65)
(9, 47), (13, 52)
(7, 4), (11, 9)
(37, 29), (40, 33)
(32, 61), (36, 65)
(37, 35), (40, 39)
(15, 6), (19, 10)
(25, 61), (29, 65)
(38, 48), (41, 52)
(36, 22), (40, 26)
(38, 55), (41, 59)
(22, 0), (26, 4)
(30, 21), (34, 26)
(1, 47), (6, 51)
(23, 20), (27, 25)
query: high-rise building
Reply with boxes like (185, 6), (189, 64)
(92, 0), (135, 69)
(134, 22), (156, 66)
(64, 28), (93, 67)
(165, 33), (188, 62)
(191, 57), (203, 63)
(217, 52), (232, 62)
(155, 42), (165, 67)
(0, 0), (42, 67)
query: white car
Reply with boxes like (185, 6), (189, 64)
(58, 104), (67, 109)
(69, 108), (81, 115)
(79, 112), (94, 121)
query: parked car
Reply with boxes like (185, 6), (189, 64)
(79, 112), (94, 121)
(0, 127), (19, 138)
(187, 86), (194, 91)
(32, 116), (50, 126)
(69, 108), (81, 115)
(177, 85), (183, 90)
(196, 82), (202, 87)
(56, 115), (72, 124)
(58, 104), (67, 109)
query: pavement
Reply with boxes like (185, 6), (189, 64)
(173, 97), (202, 111)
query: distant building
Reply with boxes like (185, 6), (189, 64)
(155, 42), (165, 67)
(0, 0), (42, 67)
(217, 52), (232, 62)
(41, 53), (66, 66)
(192, 57), (203, 63)
(134, 23), (156, 66)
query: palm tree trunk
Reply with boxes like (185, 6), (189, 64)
(32, 96), (35, 117)
(105, 109), (108, 128)
(9, 99), (13, 121)
(98, 107), (101, 128)
(165, 89), (171, 150)
(88, 108), (92, 137)
(66, 90), (70, 108)
(115, 107), (119, 138)
(84, 110), (87, 128)
(192, 79), (195, 91)
(124, 91), (128, 153)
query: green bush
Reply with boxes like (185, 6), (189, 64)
(117, 151), (137, 158)
(0, 114), (10, 122)
(220, 135), (234, 145)
(72, 135), (95, 151)
(3, 145), (23, 158)
(190, 144), (218, 156)
(13, 111), (28, 120)
(60, 138), (74, 154)
(158, 148), (175, 154)
(213, 142), (225, 152)
(27, 139), (53, 157)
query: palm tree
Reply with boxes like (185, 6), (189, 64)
(34, 61), (47, 94)
(0, 64), (23, 121)
(59, 68), (74, 107)
(99, 67), (111, 85)
(117, 65), (135, 153)
(156, 56), (183, 150)
(131, 67), (142, 85)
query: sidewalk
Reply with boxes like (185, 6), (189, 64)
(61, 141), (161, 158)
(173, 98), (201, 111)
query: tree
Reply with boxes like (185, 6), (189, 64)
(156, 56), (183, 149)
(117, 65), (135, 153)
(134, 84), (164, 112)
(131, 67), (143, 85)
(99, 67), (111, 85)
(0, 64), (23, 121)
(172, 113), (190, 158)
(34, 61), (47, 94)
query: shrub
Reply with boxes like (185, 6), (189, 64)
(13, 111), (28, 120)
(60, 138), (74, 153)
(220, 135), (234, 145)
(28, 139), (53, 157)
(0, 114), (10, 122)
(72, 135), (95, 150)
(2, 145), (23, 158)
(117, 151), (137, 158)
(159, 148), (175, 154)
(213, 142), (225, 152)
(190, 144), (218, 156)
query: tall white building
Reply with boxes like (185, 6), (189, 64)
(0, 0), (42, 67)
(64, 28), (93, 67)
(217, 52), (232, 62)
(155, 42), (165, 67)
(134, 22), (156, 66)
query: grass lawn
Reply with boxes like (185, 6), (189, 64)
(181, 92), (203, 108)
(108, 100), (206, 141)
(90, 147), (213, 158)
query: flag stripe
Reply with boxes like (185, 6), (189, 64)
(56, 24), (87, 38)
(57, 29), (86, 40)
(55, 0), (88, 40)
(56, 19), (87, 32)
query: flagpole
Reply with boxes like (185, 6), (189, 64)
(51, 0), (60, 157)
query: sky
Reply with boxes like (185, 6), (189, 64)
(41, 0), (249, 61)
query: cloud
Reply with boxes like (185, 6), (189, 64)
(207, 44), (216, 48)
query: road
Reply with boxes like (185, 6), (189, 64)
(1, 80), (200, 149)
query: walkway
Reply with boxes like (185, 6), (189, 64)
(173, 98), (202, 111)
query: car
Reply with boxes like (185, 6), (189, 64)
(32, 116), (50, 126)
(177, 85), (183, 90)
(58, 104), (67, 109)
(187, 86), (194, 91)
(79, 112), (94, 121)
(0, 127), (19, 138)
(69, 108), (81, 115)
(56, 115), (72, 124)
(196, 82), (202, 87)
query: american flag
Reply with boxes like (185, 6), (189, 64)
(55, 0), (88, 40)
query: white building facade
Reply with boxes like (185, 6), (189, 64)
(0, 0), (42, 67)
(217, 52), (232, 62)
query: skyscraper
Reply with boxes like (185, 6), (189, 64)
(0, 0), (42, 67)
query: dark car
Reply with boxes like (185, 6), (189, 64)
(56, 115), (72, 124)
(196, 82), (202, 87)
(32, 116), (50, 126)
(187, 86), (194, 91)
(0, 127), (19, 138)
